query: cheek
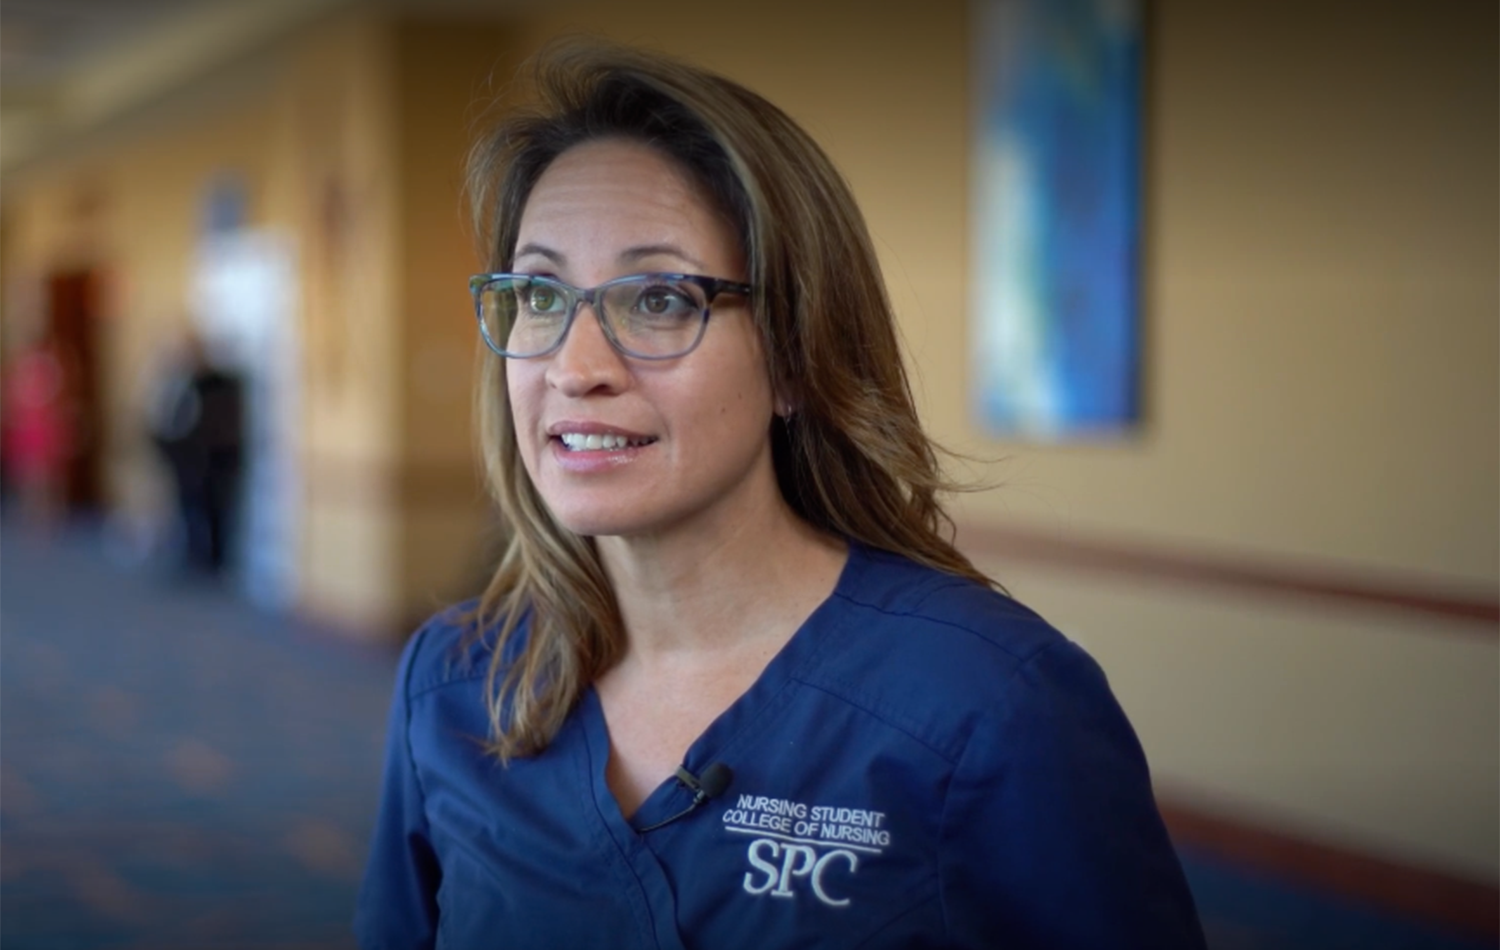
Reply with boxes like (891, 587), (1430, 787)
(699, 362), (774, 433)
(505, 363), (538, 421)
(505, 365), (543, 462)
(705, 325), (773, 417)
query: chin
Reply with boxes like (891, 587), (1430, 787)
(543, 489), (714, 541)
(540, 494), (660, 540)
(548, 512), (631, 539)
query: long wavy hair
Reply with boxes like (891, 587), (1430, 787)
(465, 41), (995, 761)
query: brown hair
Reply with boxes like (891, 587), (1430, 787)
(466, 41), (994, 761)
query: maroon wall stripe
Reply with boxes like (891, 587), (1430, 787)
(958, 523), (1500, 631)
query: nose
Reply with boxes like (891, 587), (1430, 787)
(542, 300), (629, 397)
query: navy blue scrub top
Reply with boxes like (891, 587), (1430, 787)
(355, 543), (1206, 949)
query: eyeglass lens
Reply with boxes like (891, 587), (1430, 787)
(478, 276), (711, 359)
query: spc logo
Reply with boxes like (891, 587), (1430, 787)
(741, 839), (859, 907)
(722, 794), (888, 908)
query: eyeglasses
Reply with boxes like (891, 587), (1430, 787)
(470, 272), (752, 360)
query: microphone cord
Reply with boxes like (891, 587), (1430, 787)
(636, 764), (732, 833)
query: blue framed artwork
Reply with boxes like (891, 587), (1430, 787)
(972, 0), (1143, 439)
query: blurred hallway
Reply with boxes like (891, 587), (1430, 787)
(1, 523), (396, 948)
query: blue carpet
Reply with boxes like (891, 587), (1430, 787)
(1, 525), (1492, 948)
(2, 525), (396, 949)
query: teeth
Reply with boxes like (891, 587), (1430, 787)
(558, 432), (649, 451)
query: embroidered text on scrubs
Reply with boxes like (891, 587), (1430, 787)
(722, 793), (891, 907)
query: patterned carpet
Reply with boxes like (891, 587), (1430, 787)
(1, 524), (396, 949)
(1, 523), (1492, 949)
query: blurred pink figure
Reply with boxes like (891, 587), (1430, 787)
(3, 342), (75, 532)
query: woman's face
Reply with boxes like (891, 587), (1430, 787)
(506, 138), (779, 541)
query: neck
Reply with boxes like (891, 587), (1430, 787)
(594, 495), (847, 669)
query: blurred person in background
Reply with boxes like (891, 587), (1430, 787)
(2, 336), (77, 533)
(356, 42), (1205, 949)
(148, 326), (245, 578)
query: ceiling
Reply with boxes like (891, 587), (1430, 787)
(0, 0), (355, 174)
(0, 0), (560, 176)
(2, 0), (222, 89)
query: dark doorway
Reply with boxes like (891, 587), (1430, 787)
(47, 270), (105, 514)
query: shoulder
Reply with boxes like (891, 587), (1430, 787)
(823, 542), (1073, 677)
(797, 544), (1111, 759)
(396, 599), (514, 702)
(833, 544), (1061, 658)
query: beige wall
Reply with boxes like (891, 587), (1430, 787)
(273, 8), (405, 630)
(391, 18), (518, 622)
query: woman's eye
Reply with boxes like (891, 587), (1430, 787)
(635, 286), (693, 316)
(526, 285), (561, 312)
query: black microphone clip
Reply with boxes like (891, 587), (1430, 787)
(675, 762), (733, 804)
(636, 762), (734, 833)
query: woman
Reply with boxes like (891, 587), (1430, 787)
(357, 42), (1205, 949)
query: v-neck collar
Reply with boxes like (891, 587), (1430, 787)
(579, 540), (869, 835)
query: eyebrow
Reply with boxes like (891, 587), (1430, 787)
(512, 242), (711, 272)
(618, 243), (711, 272)
(513, 243), (564, 265)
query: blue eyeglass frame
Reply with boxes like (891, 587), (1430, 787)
(469, 272), (753, 360)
